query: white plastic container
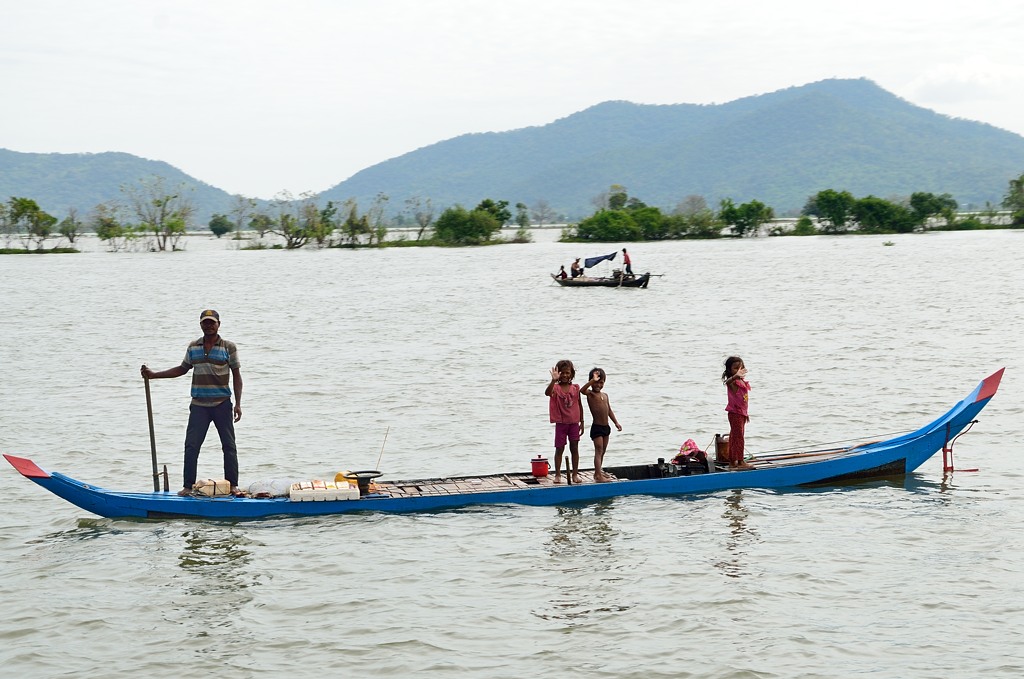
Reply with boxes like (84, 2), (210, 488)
(289, 480), (359, 502)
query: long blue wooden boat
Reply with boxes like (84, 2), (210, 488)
(4, 369), (1003, 521)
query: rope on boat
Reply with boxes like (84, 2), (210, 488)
(703, 429), (917, 461)
(747, 429), (915, 457)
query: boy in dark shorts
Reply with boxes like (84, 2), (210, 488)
(581, 368), (622, 482)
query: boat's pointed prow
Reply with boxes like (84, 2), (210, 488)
(4, 454), (50, 479)
(975, 368), (1005, 403)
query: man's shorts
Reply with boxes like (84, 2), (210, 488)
(590, 423), (612, 440)
(554, 422), (581, 447)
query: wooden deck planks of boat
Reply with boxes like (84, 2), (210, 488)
(375, 471), (612, 497)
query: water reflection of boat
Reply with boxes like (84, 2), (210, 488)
(3, 369), (1003, 521)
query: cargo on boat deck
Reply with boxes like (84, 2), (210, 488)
(605, 457), (710, 481)
(193, 479), (231, 497)
(289, 479), (360, 502)
(715, 434), (730, 465)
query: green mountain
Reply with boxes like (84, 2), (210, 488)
(4, 78), (1023, 224)
(320, 78), (1024, 218)
(0, 150), (236, 225)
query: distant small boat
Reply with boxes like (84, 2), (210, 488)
(3, 369), (1003, 521)
(552, 250), (653, 288)
(551, 271), (651, 288)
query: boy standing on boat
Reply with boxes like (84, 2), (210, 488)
(622, 248), (633, 275)
(141, 309), (244, 496)
(545, 360), (584, 484)
(581, 367), (622, 483)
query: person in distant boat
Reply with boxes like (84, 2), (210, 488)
(622, 248), (633, 275)
(557, 265), (568, 279)
(581, 367), (622, 483)
(570, 258), (583, 278)
(141, 309), (244, 496)
(722, 356), (755, 471)
(545, 359), (584, 484)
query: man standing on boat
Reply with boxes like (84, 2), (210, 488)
(141, 309), (243, 496)
(622, 248), (633, 275)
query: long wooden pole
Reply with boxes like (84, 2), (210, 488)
(144, 377), (159, 491)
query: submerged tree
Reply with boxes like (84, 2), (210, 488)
(229, 195), (257, 240)
(852, 196), (918, 233)
(607, 184), (629, 210)
(121, 176), (195, 251)
(718, 198), (774, 237)
(365, 193), (390, 246)
(514, 202), (530, 228)
(909, 192), (958, 229)
(574, 209), (642, 241)
(6, 197), (57, 249)
(339, 199), (368, 245)
(530, 199), (557, 227)
(434, 205), (501, 244)
(209, 213), (234, 238)
(804, 189), (856, 234)
(58, 208), (84, 244)
(267, 191), (318, 249)
(249, 212), (274, 241)
(91, 201), (132, 252)
(474, 198), (511, 226)
(404, 195), (436, 240)
(1003, 172), (1024, 226)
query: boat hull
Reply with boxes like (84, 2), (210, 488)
(3, 369), (1003, 521)
(551, 272), (651, 288)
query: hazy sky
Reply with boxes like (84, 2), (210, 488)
(3, 1), (1022, 199)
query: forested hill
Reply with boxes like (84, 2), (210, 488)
(4, 78), (1024, 224)
(0, 149), (233, 222)
(320, 78), (1024, 217)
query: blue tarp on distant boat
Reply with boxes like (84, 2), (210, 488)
(584, 252), (617, 268)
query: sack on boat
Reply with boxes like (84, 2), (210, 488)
(672, 440), (709, 473)
(677, 439), (702, 457)
(247, 479), (292, 498)
(192, 479), (231, 497)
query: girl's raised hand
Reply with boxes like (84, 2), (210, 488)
(550, 366), (559, 381)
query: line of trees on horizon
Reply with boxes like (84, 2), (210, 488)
(0, 178), (555, 252)
(560, 176), (1024, 242)
(4, 172), (1024, 252)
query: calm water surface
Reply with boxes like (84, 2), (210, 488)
(1, 230), (1022, 678)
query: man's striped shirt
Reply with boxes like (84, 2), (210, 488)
(182, 337), (240, 407)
